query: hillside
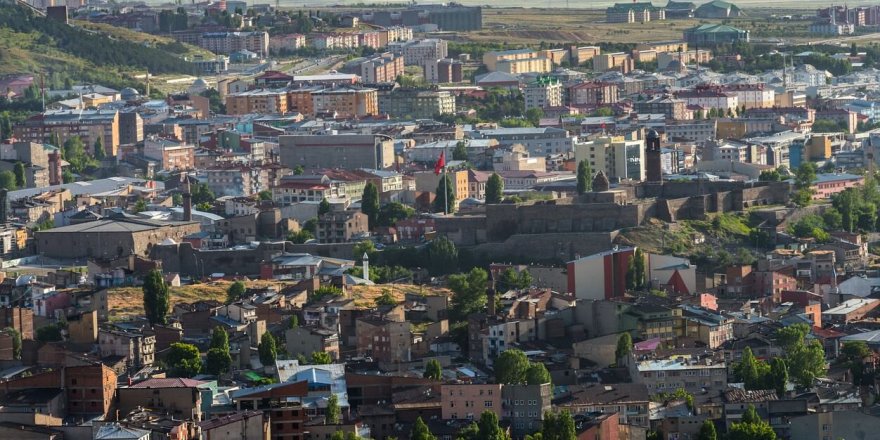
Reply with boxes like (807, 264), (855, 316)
(0, 3), (199, 91)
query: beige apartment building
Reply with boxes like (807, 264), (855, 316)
(311, 87), (378, 118)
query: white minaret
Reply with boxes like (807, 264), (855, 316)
(362, 253), (369, 281)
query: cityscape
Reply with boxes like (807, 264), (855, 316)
(0, 0), (878, 439)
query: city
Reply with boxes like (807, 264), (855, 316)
(0, 0), (876, 439)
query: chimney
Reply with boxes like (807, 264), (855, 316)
(182, 175), (192, 222)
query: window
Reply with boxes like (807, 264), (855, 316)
(485, 401), (493, 407)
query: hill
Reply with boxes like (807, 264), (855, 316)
(0, 3), (200, 91)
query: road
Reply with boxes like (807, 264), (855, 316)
(287, 56), (346, 75)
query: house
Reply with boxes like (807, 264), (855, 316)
(118, 378), (206, 421)
(631, 354), (728, 396)
(198, 410), (268, 440)
(554, 383), (651, 428)
(98, 328), (156, 368)
(285, 326), (340, 361)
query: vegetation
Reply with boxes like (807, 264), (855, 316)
(841, 340), (873, 386)
(0, 171), (15, 190)
(453, 141), (468, 161)
(319, 198), (331, 216)
(495, 267), (532, 292)
(776, 324), (826, 388)
(143, 269), (169, 326)
(698, 420), (717, 440)
(36, 323), (63, 342)
(411, 417), (437, 440)
(166, 343), (202, 377)
(792, 162), (817, 207)
(377, 202), (414, 227)
(258, 332), (277, 366)
(311, 285), (343, 301)
(434, 174), (455, 214)
(374, 289), (397, 306)
(361, 183), (380, 228)
(311, 351), (333, 365)
(428, 237), (459, 276)
(727, 405), (776, 440)
(615, 332), (632, 363)
(326, 393), (341, 424)
(486, 173), (504, 204)
(787, 214), (830, 242)
(577, 160), (592, 194)
(12, 162), (24, 188)
(625, 248), (646, 291)
(226, 280), (246, 304)
(6, 328), (20, 360)
(449, 267), (488, 320)
(424, 359), (442, 380)
(205, 326), (232, 376)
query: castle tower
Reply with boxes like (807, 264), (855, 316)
(645, 129), (663, 183)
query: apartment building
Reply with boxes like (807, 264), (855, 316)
(574, 136), (646, 181)
(656, 49), (713, 69)
(674, 86), (739, 112)
(15, 110), (120, 157)
(441, 384), (503, 420)
(311, 87), (378, 118)
(633, 96), (688, 120)
(483, 49), (546, 72)
(98, 328), (156, 368)
(280, 134), (395, 170)
(523, 77), (563, 110)
(390, 38), (448, 66)
(427, 58), (464, 83)
(593, 52), (634, 73)
(198, 31), (269, 56)
(568, 81), (619, 107)
(358, 53), (405, 84)
(205, 165), (268, 197)
(379, 88), (456, 119)
(555, 383), (650, 427)
(632, 355), (728, 396)
(142, 136), (195, 171)
(225, 89), (289, 115)
(316, 210), (369, 244)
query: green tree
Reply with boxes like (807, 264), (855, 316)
(448, 267), (488, 320)
(411, 416), (437, 440)
(453, 141), (468, 161)
(205, 347), (232, 376)
(353, 240), (376, 261)
(727, 405), (775, 440)
(697, 420), (717, 440)
(793, 162), (817, 207)
(777, 324), (826, 387)
(758, 168), (781, 182)
(326, 393), (341, 424)
(318, 198), (331, 216)
(166, 342), (202, 377)
(823, 207), (843, 230)
(93, 136), (105, 161)
(770, 357), (788, 397)
(625, 248), (646, 290)
(289, 315), (299, 329)
(833, 188), (861, 232)
(495, 348), (530, 384)
(735, 346), (771, 390)
(133, 199), (147, 213)
(210, 326), (229, 351)
(841, 340), (872, 386)
(377, 202), (414, 226)
(486, 173), (504, 204)
(542, 410), (575, 440)
(258, 332), (277, 366)
(311, 351), (332, 364)
(477, 410), (509, 440)
(375, 289), (397, 306)
(36, 323), (63, 342)
(615, 332), (632, 363)
(361, 183), (380, 228)
(434, 174), (456, 214)
(525, 363), (552, 385)
(258, 190), (272, 201)
(226, 280), (246, 304)
(143, 269), (169, 325)
(496, 267), (531, 291)
(312, 285), (343, 301)
(0, 171), (16, 190)
(12, 162), (25, 188)
(288, 229), (314, 244)
(576, 160), (591, 194)
(424, 359), (442, 380)
(428, 237), (458, 276)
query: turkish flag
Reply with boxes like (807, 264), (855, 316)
(434, 151), (445, 175)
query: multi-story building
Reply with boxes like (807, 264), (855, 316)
(118, 378), (205, 421)
(269, 33), (307, 54)
(483, 49), (543, 72)
(441, 384), (503, 421)
(634, 96), (688, 120)
(502, 384), (553, 437)
(316, 210), (369, 244)
(523, 77), (563, 110)
(359, 53), (405, 84)
(379, 88), (456, 119)
(719, 83), (775, 109)
(632, 355), (728, 396)
(14, 109), (120, 157)
(285, 87), (319, 117)
(593, 52), (634, 73)
(680, 305), (734, 348)
(204, 164), (266, 197)
(311, 87), (378, 118)
(428, 58), (464, 83)
(194, 31), (270, 56)
(568, 81), (619, 107)
(280, 134), (395, 170)
(606, 2), (666, 23)
(665, 120), (716, 141)
(684, 24), (750, 44)
(355, 317), (411, 363)
(656, 49), (713, 69)
(674, 86), (739, 113)
(285, 326), (340, 361)
(473, 127), (574, 156)
(98, 328), (156, 368)
(555, 383), (650, 428)
(118, 111), (144, 146)
(225, 89), (289, 115)
(574, 136), (646, 181)
(142, 136), (195, 171)
(390, 38), (448, 66)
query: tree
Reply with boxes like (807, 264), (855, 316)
(769, 357), (788, 397)
(727, 405), (776, 440)
(288, 229), (314, 244)
(205, 348), (232, 376)
(626, 248), (646, 291)
(841, 340), (872, 385)
(361, 183), (380, 228)
(428, 237), (458, 276)
(377, 202), (414, 226)
(319, 198), (331, 216)
(258, 332), (277, 366)
(93, 136), (105, 161)
(36, 323), (63, 342)
(697, 420), (717, 440)
(823, 207), (843, 230)
(495, 348), (530, 384)
(312, 285), (343, 301)
(486, 173), (504, 204)
(12, 162), (25, 188)
(166, 343), (201, 377)
(375, 289), (397, 306)
(525, 108), (544, 127)
(133, 199), (147, 213)
(735, 346), (771, 390)
(210, 326), (229, 351)
(143, 269), (169, 326)
(525, 363), (552, 385)
(477, 411), (509, 440)
(411, 416), (437, 440)
(615, 333), (632, 363)
(424, 359), (442, 380)
(289, 315), (299, 329)
(758, 168), (781, 182)
(311, 351), (332, 364)
(576, 160), (591, 194)
(448, 267), (488, 320)
(793, 162), (817, 207)
(496, 267), (531, 291)
(453, 141), (468, 161)
(5, 328), (20, 360)
(777, 324), (826, 387)
(226, 280), (246, 304)
(434, 174), (456, 214)
(0, 171), (16, 190)
(542, 410), (575, 440)
(326, 393), (341, 424)
(258, 190), (272, 201)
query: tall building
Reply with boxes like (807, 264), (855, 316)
(379, 89), (456, 119)
(568, 81), (619, 106)
(390, 39), (448, 67)
(428, 58), (464, 83)
(523, 77), (563, 110)
(279, 134), (395, 170)
(358, 53), (405, 84)
(225, 89), (289, 115)
(14, 110), (120, 157)
(311, 87), (378, 118)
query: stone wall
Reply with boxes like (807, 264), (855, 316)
(485, 201), (643, 242)
(465, 231), (618, 264)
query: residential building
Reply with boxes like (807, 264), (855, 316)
(574, 136), (646, 181)
(568, 82), (619, 107)
(631, 355), (728, 396)
(680, 305), (734, 348)
(502, 384), (552, 437)
(316, 210), (369, 244)
(205, 165), (267, 197)
(554, 383), (650, 428)
(483, 49), (552, 74)
(812, 173), (863, 200)
(188, 31), (270, 56)
(379, 89), (456, 119)
(285, 326), (340, 361)
(142, 136), (195, 171)
(566, 247), (636, 301)
(472, 127), (574, 156)
(593, 53), (634, 73)
(523, 77), (563, 110)
(98, 328), (156, 368)
(633, 96), (688, 120)
(428, 58), (464, 83)
(279, 134), (395, 170)
(390, 39), (448, 67)
(225, 89), (289, 115)
(674, 86), (739, 112)
(199, 410), (268, 440)
(359, 53), (405, 84)
(118, 378), (206, 420)
(606, 2), (666, 23)
(311, 87), (379, 118)
(441, 384), (503, 420)
(823, 298), (880, 324)
(355, 317), (412, 363)
(14, 109), (120, 157)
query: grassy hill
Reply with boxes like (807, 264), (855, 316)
(0, 3), (201, 92)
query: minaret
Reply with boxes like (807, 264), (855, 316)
(182, 175), (192, 221)
(362, 253), (369, 281)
